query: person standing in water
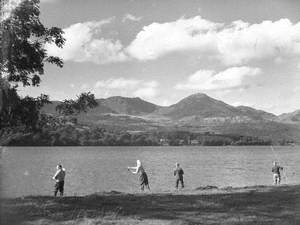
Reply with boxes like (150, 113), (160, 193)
(52, 164), (66, 196)
(174, 163), (184, 190)
(128, 160), (150, 191)
(272, 161), (283, 185)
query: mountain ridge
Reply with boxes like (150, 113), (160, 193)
(40, 93), (300, 143)
(42, 93), (296, 121)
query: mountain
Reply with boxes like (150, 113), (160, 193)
(278, 110), (300, 123)
(155, 93), (242, 119)
(235, 106), (277, 121)
(100, 96), (159, 115)
(40, 93), (300, 143)
(41, 96), (158, 116)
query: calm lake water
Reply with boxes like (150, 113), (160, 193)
(1, 146), (300, 197)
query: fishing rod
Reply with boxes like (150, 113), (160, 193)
(270, 145), (288, 184)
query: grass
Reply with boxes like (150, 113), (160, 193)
(1, 185), (300, 225)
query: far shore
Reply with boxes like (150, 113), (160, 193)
(2, 144), (298, 147)
(1, 184), (300, 225)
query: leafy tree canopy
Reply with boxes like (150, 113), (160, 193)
(56, 92), (98, 116)
(0, 0), (65, 87)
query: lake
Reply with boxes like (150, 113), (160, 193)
(1, 146), (300, 197)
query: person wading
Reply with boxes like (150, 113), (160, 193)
(128, 160), (150, 191)
(174, 162), (184, 190)
(53, 164), (66, 196)
(272, 161), (283, 185)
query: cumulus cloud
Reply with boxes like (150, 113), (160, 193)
(126, 16), (300, 65)
(95, 78), (140, 89)
(94, 78), (159, 99)
(175, 66), (261, 91)
(126, 16), (221, 60)
(122, 13), (142, 23)
(46, 19), (129, 64)
(133, 81), (158, 98)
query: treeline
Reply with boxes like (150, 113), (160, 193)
(153, 130), (272, 146)
(0, 118), (273, 146)
(0, 123), (159, 146)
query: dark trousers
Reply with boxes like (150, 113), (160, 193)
(176, 178), (184, 188)
(54, 181), (64, 196)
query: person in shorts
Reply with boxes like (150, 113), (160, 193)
(174, 162), (184, 189)
(53, 164), (66, 196)
(272, 161), (283, 185)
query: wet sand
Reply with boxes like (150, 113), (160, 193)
(1, 184), (300, 225)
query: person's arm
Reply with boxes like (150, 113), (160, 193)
(52, 171), (59, 180)
(128, 166), (138, 174)
(132, 166), (140, 174)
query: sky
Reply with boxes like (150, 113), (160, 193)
(12, 0), (300, 115)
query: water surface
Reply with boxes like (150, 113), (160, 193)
(1, 146), (299, 197)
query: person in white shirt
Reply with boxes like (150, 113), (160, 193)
(128, 160), (150, 191)
(52, 164), (66, 196)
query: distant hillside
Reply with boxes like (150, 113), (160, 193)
(40, 93), (300, 143)
(155, 93), (242, 119)
(100, 96), (159, 115)
(42, 96), (159, 116)
(236, 106), (277, 121)
(278, 110), (300, 123)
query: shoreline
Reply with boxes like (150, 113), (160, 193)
(2, 144), (298, 147)
(2, 184), (299, 225)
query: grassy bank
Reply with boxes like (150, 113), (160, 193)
(1, 185), (300, 225)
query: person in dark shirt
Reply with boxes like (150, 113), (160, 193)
(272, 161), (283, 185)
(52, 164), (66, 196)
(174, 163), (184, 189)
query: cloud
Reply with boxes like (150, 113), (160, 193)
(95, 78), (140, 89)
(46, 19), (129, 64)
(133, 81), (158, 98)
(122, 13), (142, 23)
(80, 83), (89, 91)
(126, 16), (300, 65)
(94, 78), (159, 99)
(175, 66), (261, 91)
(126, 16), (221, 60)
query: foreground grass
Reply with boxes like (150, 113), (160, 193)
(1, 185), (300, 225)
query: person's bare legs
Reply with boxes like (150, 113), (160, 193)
(146, 184), (150, 191)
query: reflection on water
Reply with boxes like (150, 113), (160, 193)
(1, 146), (300, 197)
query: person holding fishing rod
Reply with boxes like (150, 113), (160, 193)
(52, 164), (66, 196)
(270, 145), (288, 185)
(272, 161), (283, 185)
(128, 160), (150, 191)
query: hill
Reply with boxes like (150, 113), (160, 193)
(40, 93), (300, 144)
(155, 93), (242, 120)
(100, 96), (159, 115)
(278, 110), (300, 124)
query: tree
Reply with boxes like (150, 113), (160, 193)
(0, 90), (50, 130)
(0, 0), (65, 129)
(56, 92), (98, 116)
(0, 0), (65, 87)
